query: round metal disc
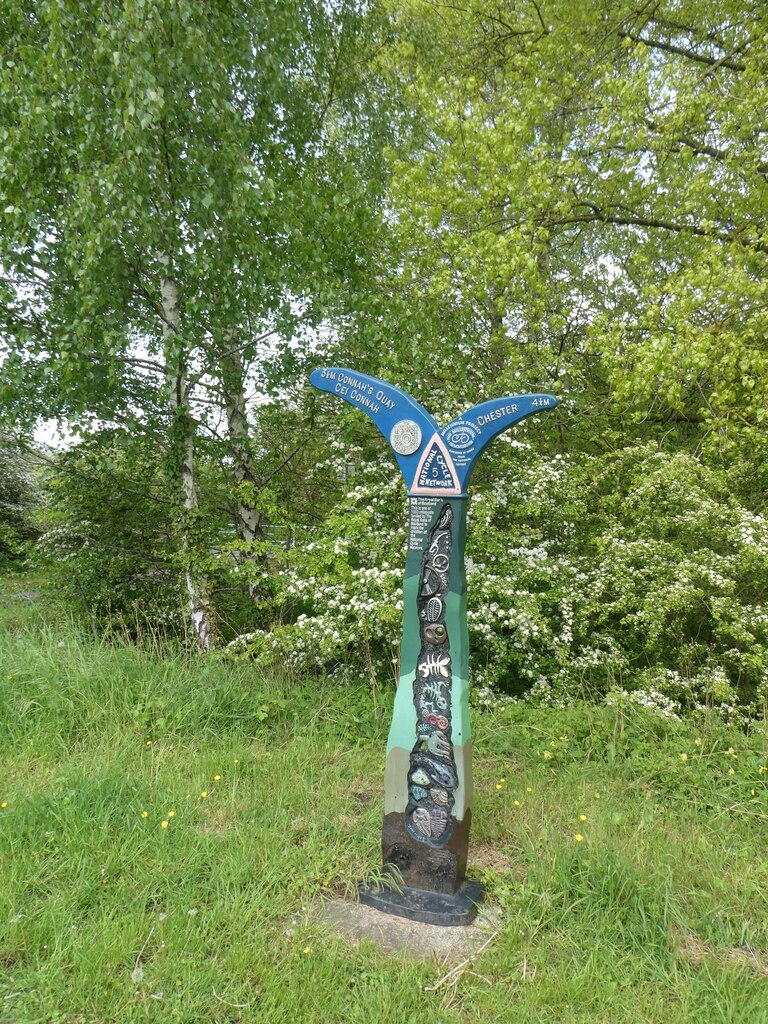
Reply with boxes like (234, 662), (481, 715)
(390, 419), (423, 455)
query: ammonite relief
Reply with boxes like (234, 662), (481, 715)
(406, 503), (457, 846)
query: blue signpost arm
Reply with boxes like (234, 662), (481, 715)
(440, 394), (558, 493)
(310, 367), (558, 498)
(309, 367), (437, 487)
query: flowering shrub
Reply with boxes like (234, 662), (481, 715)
(38, 422), (767, 720)
(228, 441), (768, 717)
(229, 451), (408, 683)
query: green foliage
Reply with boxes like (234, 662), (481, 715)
(0, 435), (40, 569)
(33, 432), (236, 640)
(0, 0), (389, 368)
(35, 434), (180, 633)
(0, 0), (395, 647)
(382, 0), (768, 460)
(227, 452), (407, 683)
(3, 0), (768, 710)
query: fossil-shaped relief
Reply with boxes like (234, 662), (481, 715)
(406, 503), (458, 846)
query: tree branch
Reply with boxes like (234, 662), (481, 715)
(641, 117), (768, 177)
(544, 201), (760, 248)
(617, 30), (746, 71)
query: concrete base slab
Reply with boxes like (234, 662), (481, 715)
(314, 896), (500, 960)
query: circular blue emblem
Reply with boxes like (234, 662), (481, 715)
(445, 422), (478, 451)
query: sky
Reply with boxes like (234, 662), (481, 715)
(34, 419), (74, 450)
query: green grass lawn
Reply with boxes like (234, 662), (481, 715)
(2, 583), (768, 1022)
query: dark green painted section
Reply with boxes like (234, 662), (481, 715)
(385, 498), (470, 810)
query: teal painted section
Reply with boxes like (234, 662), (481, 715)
(386, 498), (442, 754)
(386, 573), (419, 753)
(386, 498), (470, 752)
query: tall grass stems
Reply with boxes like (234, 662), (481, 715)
(2, 592), (768, 1022)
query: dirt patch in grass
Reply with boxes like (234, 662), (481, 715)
(677, 933), (768, 975)
(470, 843), (524, 878)
(350, 786), (376, 806)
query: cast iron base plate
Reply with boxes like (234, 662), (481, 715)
(358, 879), (484, 927)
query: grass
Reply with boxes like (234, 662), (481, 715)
(2, 581), (768, 1022)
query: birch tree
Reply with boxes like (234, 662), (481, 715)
(0, 0), (391, 645)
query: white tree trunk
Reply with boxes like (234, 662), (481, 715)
(160, 255), (214, 650)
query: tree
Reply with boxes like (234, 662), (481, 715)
(0, 0), (392, 646)
(255, 0), (768, 705)
(377, 0), (768, 464)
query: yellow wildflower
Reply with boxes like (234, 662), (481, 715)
(694, 738), (702, 746)
(495, 784), (503, 790)
(514, 800), (521, 807)
(213, 775), (221, 782)
(168, 810), (175, 818)
(140, 810), (148, 819)
(200, 791), (208, 798)
(543, 751), (553, 760)
(728, 768), (735, 776)
(679, 753), (688, 762)
(526, 787), (532, 793)
(579, 814), (587, 822)
(1, 802), (7, 809)
(574, 834), (584, 842)
(303, 947), (311, 955)
(161, 820), (169, 829)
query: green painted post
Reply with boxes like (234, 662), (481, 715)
(310, 368), (557, 925)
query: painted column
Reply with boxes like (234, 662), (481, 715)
(310, 368), (557, 925)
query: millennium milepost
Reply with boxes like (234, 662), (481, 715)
(311, 368), (558, 926)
